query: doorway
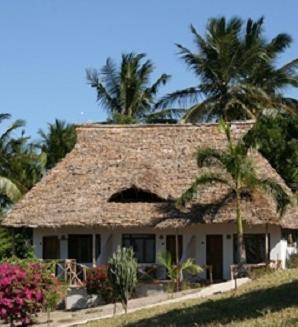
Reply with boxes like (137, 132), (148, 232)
(206, 235), (223, 280)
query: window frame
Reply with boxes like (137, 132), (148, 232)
(233, 233), (270, 264)
(122, 233), (156, 264)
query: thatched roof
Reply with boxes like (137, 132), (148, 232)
(2, 122), (297, 229)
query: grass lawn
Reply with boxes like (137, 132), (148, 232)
(85, 268), (298, 327)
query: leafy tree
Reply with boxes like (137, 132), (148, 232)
(157, 17), (298, 122)
(87, 52), (179, 123)
(39, 119), (76, 169)
(177, 120), (291, 269)
(245, 113), (298, 193)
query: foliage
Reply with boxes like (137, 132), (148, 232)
(86, 266), (108, 295)
(156, 17), (298, 122)
(177, 119), (291, 267)
(0, 113), (46, 260)
(247, 266), (275, 280)
(245, 113), (298, 193)
(39, 119), (77, 170)
(158, 251), (202, 292)
(87, 52), (178, 123)
(0, 261), (63, 326)
(108, 247), (138, 313)
(288, 253), (298, 268)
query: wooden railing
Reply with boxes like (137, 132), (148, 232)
(43, 259), (88, 286)
(230, 260), (282, 280)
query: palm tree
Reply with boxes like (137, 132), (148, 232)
(156, 17), (298, 122)
(39, 119), (76, 169)
(86, 52), (176, 123)
(177, 120), (291, 269)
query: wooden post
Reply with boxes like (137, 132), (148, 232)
(92, 233), (96, 267)
(265, 223), (269, 264)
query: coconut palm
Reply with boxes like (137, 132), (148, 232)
(177, 119), (291, 269)
(86, 52), (178, 123)
(157, 17), (298, 122)
(39, 119), (76, 169)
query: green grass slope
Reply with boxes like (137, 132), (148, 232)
(87, 269), (298, 327)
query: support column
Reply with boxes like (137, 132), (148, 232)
(265, 223), (270, 263)
(92, 233), (96, 267)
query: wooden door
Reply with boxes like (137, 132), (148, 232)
(43, 236), (60, 259)
(206, 235), (223, 280)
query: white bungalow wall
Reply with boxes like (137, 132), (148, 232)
(33, 223), (284, 280)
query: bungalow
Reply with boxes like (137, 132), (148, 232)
(2, 122), (298, 281)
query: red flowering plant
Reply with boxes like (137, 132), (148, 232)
(86, 265), (108, 294)
(0, 261), (63, 326)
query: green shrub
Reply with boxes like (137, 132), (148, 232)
(108, 247), (138, 313)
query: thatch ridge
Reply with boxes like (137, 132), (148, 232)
(2, 122), (297, 229)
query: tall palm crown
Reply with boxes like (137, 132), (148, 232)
(177, 120), (291, 265)
(157, 17), (298, 122)
(39, 119), (76, 170)
(87, 53), (171, 123)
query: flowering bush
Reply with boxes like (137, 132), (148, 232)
(0, 263), (43, 325)
(86, 266), (108, 294)
(0, 261), (63, 326)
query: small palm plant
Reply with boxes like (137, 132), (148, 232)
(177, 119), (291, 272)
(158, 252), (202, 292)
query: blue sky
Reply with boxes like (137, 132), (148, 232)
(1, 0), (298, 139)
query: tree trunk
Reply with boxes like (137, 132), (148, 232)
(175, 232), (181, 292)
(236, 191), (246, 274)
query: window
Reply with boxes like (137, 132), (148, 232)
(109, 187), (165, 203)
(122, 234), (156, 263)
(233, 234), (269, 264)
(68, 234), (101, 263)
(43, 236), (60, 259)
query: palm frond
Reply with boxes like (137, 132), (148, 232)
(147, 74), (171, 97)
(196, 147), (225, 167)
(155, 87), (201, 110)
(144, 108), (186, 123)
(179, 96), (218, 123)
(0, 113), (11, 124)
(257, 178), (291, 216)
(177, 172), (231, 208)
(0, 177), (21, 202)
(0, 120), (25, 143)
